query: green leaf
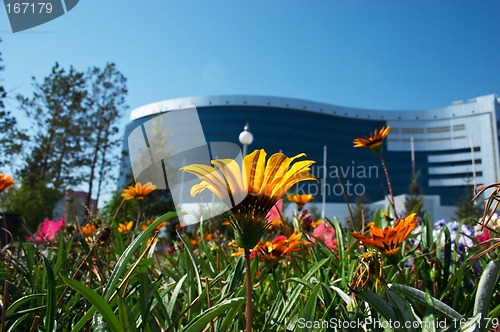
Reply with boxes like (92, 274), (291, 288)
(389, 283), (462, 321)
(442, 226), (452, 285)
(459, 313), (482, 332)
(215, 299), (245, 332)
(61, 275), (125, 332)
(386, 290), (414, 330)
(422, 293), (436, 332)
(5, 305), (46, 323)
(356, 290), (398, 322)
(226, 255), (245, 294)
(117, 293), (137, 332)
(180, 297), (244, 332)
(301, 283), (321, 332)
(167, 274), (188, 318)
(5, 294), (44, 315)
(103, 212), (179, 301)
(42, 255), (56, 332)
(176, 231), (203, 297)
(320, 282), (335, 320)
(7, 313), (32, 332)
(423, 213), (434, 253)
(71, 306), (95, 331)
(474, 259), (500, 331)
(411, 199), (424, 214)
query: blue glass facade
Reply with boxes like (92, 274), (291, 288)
(120, 95), (500, 208)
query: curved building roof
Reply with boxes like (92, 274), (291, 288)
(130, 94), (499, 122)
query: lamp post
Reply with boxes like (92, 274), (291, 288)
(239, 122), (253, 156)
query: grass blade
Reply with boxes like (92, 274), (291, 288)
(103, 212), (179, 301)
(42, 255), (56, 332)
(388, 283), (462, 321)
(356, 290), (398, 322)
(180, 297), (244, 332)
(473, 259), (500, 331)
(61, 275), (125, 332)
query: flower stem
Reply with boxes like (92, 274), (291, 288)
(112, 198), (125, 221)
(1, 193), (8, 245)
(135, 204), (142, 231)
(244, 248), (253, 332)
(379, 154), (396, 215)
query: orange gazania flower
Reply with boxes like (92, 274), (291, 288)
(147, 237), (159, 246)
(353, 126), (390, 154)
(190, 234), (214, 246)
(287, 194), (313, 210)
(82, 223), (97, 237)
(257, 230), (310, 261)
(140, 219), (166, 232)
(311, 219), (323, 228)
(118, 221), (134, 234)
(232, 230), (310, 262)
(351, 213), (418, 257)
(121, 182), (156, 200)
(181, 149), (316, 249)
(0, 174), (16, 192)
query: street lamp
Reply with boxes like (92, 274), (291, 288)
(239, 122), (253, 156)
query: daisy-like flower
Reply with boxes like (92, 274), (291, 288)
(287, 194), (313, 210)
(118, 221), (134, 234)
(121, 182), (156, 200)
(353, 126), (391, 154)
(189, 234), (213, 246)
(351, 213), (418, 257)
(255, 230), (310, 262)
(82, 223), (97, 237)
(181, 149), (316, 249)
(232, 230), (310, 262)
(0, 174), (16, 192)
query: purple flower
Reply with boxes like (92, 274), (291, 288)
(434, 219), (447, 229)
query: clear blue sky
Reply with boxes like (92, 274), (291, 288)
(1, 1), (499, 203)
(0, 0), (500, 205)
(2, 0), (500, 118)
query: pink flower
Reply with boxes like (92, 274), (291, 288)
(267, 199), (283, 221)
(311, 222), (338, 250)
(28, 217), (65, 244)
(266, 200), (283, 229)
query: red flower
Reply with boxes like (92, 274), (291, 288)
(476, 228), (491, 243)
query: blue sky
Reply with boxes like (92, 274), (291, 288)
(2, 0), (500, 120)
(1, 1), (499, 203)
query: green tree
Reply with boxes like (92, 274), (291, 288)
(83, 63), (128, 208)
(17, 63), (88, 189)
(404, 172), (424, 218)
(11, 62), (128, 228)
(11, 63), (88, 229)
(0, 38), (26, 169)
(455, 185), (483, 224)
